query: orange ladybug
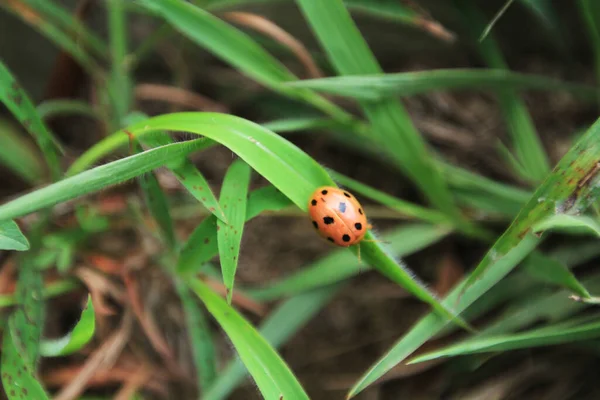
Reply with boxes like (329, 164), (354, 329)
(308, 186), (369, 246)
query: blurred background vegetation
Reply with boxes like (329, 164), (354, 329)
(2, 0), (600, 399)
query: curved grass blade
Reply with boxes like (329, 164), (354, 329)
(348, 117), (600, 397)
(410, 315), (600, 363)
(37, 100), (101, 121)
(439, 161), (531, 217)
(138, 0), (356, 123)
(533, 214), (600, 236)
(455, 0), (550, 182)
(0, 138), (211, 221)
(522, 252), (590, 299)
(286, 69), (600, 101)
(68, 112), (467, 324)
(177, 185), (293, 275)
(125, 113), (227, 222)
(40, 295), (95, 357)
(1, 318), (50, 400)
(330, 171), (450, 225)
(261, 117), (340, 133)
(0, 60), (62, 180)
(21, 0), (108, 59)
(0, 2), (102, 76)
(295, 0), (465, 226)
(189, 278), (310, 400)
(217, 160), (251, 303)
(0, 220), (30, 251)
(248, 224), (451, 301)
(176, 281), (217, 391)
(0, 119), (44, 184)
(204, 284), (341, 400)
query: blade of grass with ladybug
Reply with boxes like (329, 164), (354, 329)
(42, 112), (468, 328)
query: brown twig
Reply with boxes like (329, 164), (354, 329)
(222, 11), (323, 79)
(204, 276), (267, 317)
(134, 83), (228, 112)
(53, 310), (134, 400)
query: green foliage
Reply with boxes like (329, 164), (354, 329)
(217, 159), (251, 302)
(189, 278), (310, 400)
(40, 296), (95, 357)
(0, 220), (30, 251)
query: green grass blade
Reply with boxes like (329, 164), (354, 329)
(578, 0), (600, 94)
(248, 224), (451, 301)
(217, 160), (251, 303)
(138, 0), (350, 121)
(128, 136), (177, 250)
(176, 281), (217, 392)
(295, 0), (464, 224)
(533, 214), (600, 236)
(40, 295), (95, 357)
(204, 284), (341, 400)
(177, 185), (292, 275)
(189, 278), (310, 400)
(0, 60), (62, 180)
(522, 253), (590, 299)
(348, 234), (540, 398)
(12, 259), (45, 369)
(0, 119), (44, 184)
(0, 220), (30, 251)
(261, 117), (340, 133)
(410, 316), (600, 363)
(0, 3), (102, 76)
(348, 117), (600, 397)
(455, 0), (550, 182)
(36, 100), (101, 120)
(125, 113), (228, 222)
(0, 139), (210, 221)
(286, 69), (600, 101)
(107, 0), (132, 127)
(330, 171), (451, 225)
(439, 161), (531, 217)
(69, 112), (468, 324)
(22, 0), (108, 59)
(2, 319), (50, 400)
(0, 279), (79, 309)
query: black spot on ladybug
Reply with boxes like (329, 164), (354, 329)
(358, 208), (363, 215)
(327, 237), (334, 242)
(338, 202), (346, 213)
(343, 192), (351, 198)
(342, 234), (351, 242)
(323, 216), (334, 224)
(355, 222), (362, 230)
(311, 199), (317, 206)
(312, 221), (318, 229)
(321, 189), (328, 195)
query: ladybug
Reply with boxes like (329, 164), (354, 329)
(308, 186), (370, 247)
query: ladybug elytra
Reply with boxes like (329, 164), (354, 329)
(308, 186), (370, 247)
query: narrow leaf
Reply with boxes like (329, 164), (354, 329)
(190, 278), (310, 400)
(0, 138), (211, 222)
(217, 160), (251, 302)
(287, 69), (599, 101)
(0, 119), (44, 184)
(248, 224), (451, 300)
(0, 220), (30, 251)
(522, 253), (590, 298)
(40, 295), (95, 357)
(176, 282), (217, 391)
(533, 214), (600, 236)
(204, 285), (341, 400)
(0, 60), (61, 180)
